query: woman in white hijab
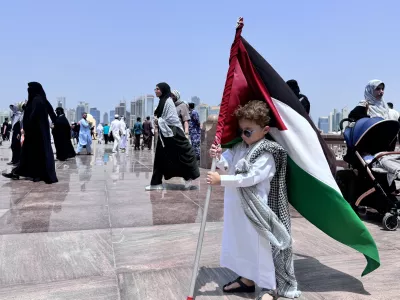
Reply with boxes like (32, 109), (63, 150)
(349, 80), (389, 121)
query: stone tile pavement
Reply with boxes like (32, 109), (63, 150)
(0, 141), (398, 299)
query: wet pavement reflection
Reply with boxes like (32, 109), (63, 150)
(0, 141), (399, 299)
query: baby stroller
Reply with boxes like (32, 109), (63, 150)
(336, 117), (400, 230)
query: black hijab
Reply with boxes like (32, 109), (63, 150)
(26, 82), (57, 123)
(154, 82), (171, 118)
(286, 79), (300, 97)
(55, 107), (64, 116)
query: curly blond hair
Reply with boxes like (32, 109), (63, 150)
(234, 100), (271, 127)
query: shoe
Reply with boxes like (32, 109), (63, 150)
(184, 179), (192, 189)
(2, 172), (19, 180)
(145, 184), (164, 191)
(6, 161), (14, 165)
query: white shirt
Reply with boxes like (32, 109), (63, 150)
(110, 119), (121, 134)
(120, 121), (127, 135)
(388, 108), (399, 121)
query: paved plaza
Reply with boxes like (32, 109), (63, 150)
(0, 141), (398, 300)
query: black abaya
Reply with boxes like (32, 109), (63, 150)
(13, 88), (58, 184)
(11, 121), (21, 164)
(53, 115), (76, 161)
(150, 126), (200, 185)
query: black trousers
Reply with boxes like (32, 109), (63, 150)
(104, 134), (109, 144)
(135, 134), (141, 149)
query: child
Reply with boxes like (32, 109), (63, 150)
(207, 100), (300, 300)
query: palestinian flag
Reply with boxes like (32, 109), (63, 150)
(215, 18), (380, 276)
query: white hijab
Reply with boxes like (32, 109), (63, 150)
(358, 79), (389, 119)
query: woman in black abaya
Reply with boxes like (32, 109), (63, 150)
(53, 107), (76, 161)
(145, 82), (200, 191)
(2, 82), (58, 183)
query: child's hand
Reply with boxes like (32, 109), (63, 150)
(207, 171), (221, 185)
(209, 144), (222, 159)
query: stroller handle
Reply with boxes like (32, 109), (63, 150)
(339, 118), (355, 131)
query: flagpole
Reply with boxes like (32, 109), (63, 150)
(186, 157), (216, 300)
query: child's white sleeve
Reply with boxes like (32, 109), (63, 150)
(215, 149), (233, 171)
(220, 153), (275, 187)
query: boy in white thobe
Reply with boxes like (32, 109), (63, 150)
(208, 101), (289, 300)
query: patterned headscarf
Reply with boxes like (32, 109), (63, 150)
(358, 79), (389, 119)
(9, 101), (24, 128)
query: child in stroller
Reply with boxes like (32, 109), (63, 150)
(336, 117), (400, 230)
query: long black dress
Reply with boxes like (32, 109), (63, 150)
(13, 90), (58, 184)
(53, 114), (76, 161)
(10, 120), (21, 164)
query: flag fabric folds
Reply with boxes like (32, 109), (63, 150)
(214, 18), (380, 276)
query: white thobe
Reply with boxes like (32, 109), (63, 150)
(217, 142), (277, 290)
(110, 119), (121, 152)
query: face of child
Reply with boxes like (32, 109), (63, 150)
(238, 119), (269, 146)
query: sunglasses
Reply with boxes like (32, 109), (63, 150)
(238, 129), (258, 138)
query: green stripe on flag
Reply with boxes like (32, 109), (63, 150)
(287, 158), (380, 276)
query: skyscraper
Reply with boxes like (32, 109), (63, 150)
(56, 97), (66, 109)
(135, 97), (144, 121)
(191, 96), (200, 107)
(103, 112), (109, 124)
(198, 104), (209, 124)
(318, 117), (329, 133)
(90, 107), (101, 125)
(115, 101), (126, 119)
(145, 94), (155, 119)
(328, 111), (333, 133)
(110, 110), (115, 119)
(76, 102), (86, 122)
(66, 108), (76, 123)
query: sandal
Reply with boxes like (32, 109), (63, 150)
(256, 288), (276, 300)
(223, 277), (255, 293)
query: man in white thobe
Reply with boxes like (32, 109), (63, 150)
(109, 115), (121, 153)
(96, 123), (103, 144)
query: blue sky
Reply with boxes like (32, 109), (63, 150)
(1, 0), (400, 121)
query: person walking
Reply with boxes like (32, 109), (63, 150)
(133, 117), (143, 150)
(145, 82), (199, 191)
(2, 82), (58, 183)
(96, 123), (104, 144)
(76, 112), (93, 155)
(8, 102), (23, 165)
(188, 103), (201, 161)
(109, 114), (121, 153)
(142, 116), (153, 150)
(53, 107), (76, 161)
(119, 117), (127, 152)
(103, 124), (110, 144)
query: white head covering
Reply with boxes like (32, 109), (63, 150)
(358, 79), (389, 119)
(171, 90), (181, 100)
(114, 114), (119, 119)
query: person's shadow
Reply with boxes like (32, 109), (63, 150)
(193, 254), (369, 298)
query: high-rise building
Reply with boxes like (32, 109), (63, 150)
(191, 96), (200, 107)
(198, 104), (209, 124)
(56, 97), (66, 109)
(84, 103), (89, 114)
(76, 102), (86, 122)
(318, 117), (329, 133)
(145, 94), (155, 119)
(66, 108), (76, 123)
(335, 111), (342, 132)
(328, 111), (334, 133)
(103, 112), (109, 124)
(115, 100), (126, 120)
(90, 107), (101, 125)
(135, 97), (144, 121)
(110, 110), (115, 119)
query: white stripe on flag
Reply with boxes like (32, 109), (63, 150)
(269, 98), (341, 193)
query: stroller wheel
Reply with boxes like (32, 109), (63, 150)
(382, 213), (399, 231)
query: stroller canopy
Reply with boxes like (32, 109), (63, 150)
(344, 117), (400, 154)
